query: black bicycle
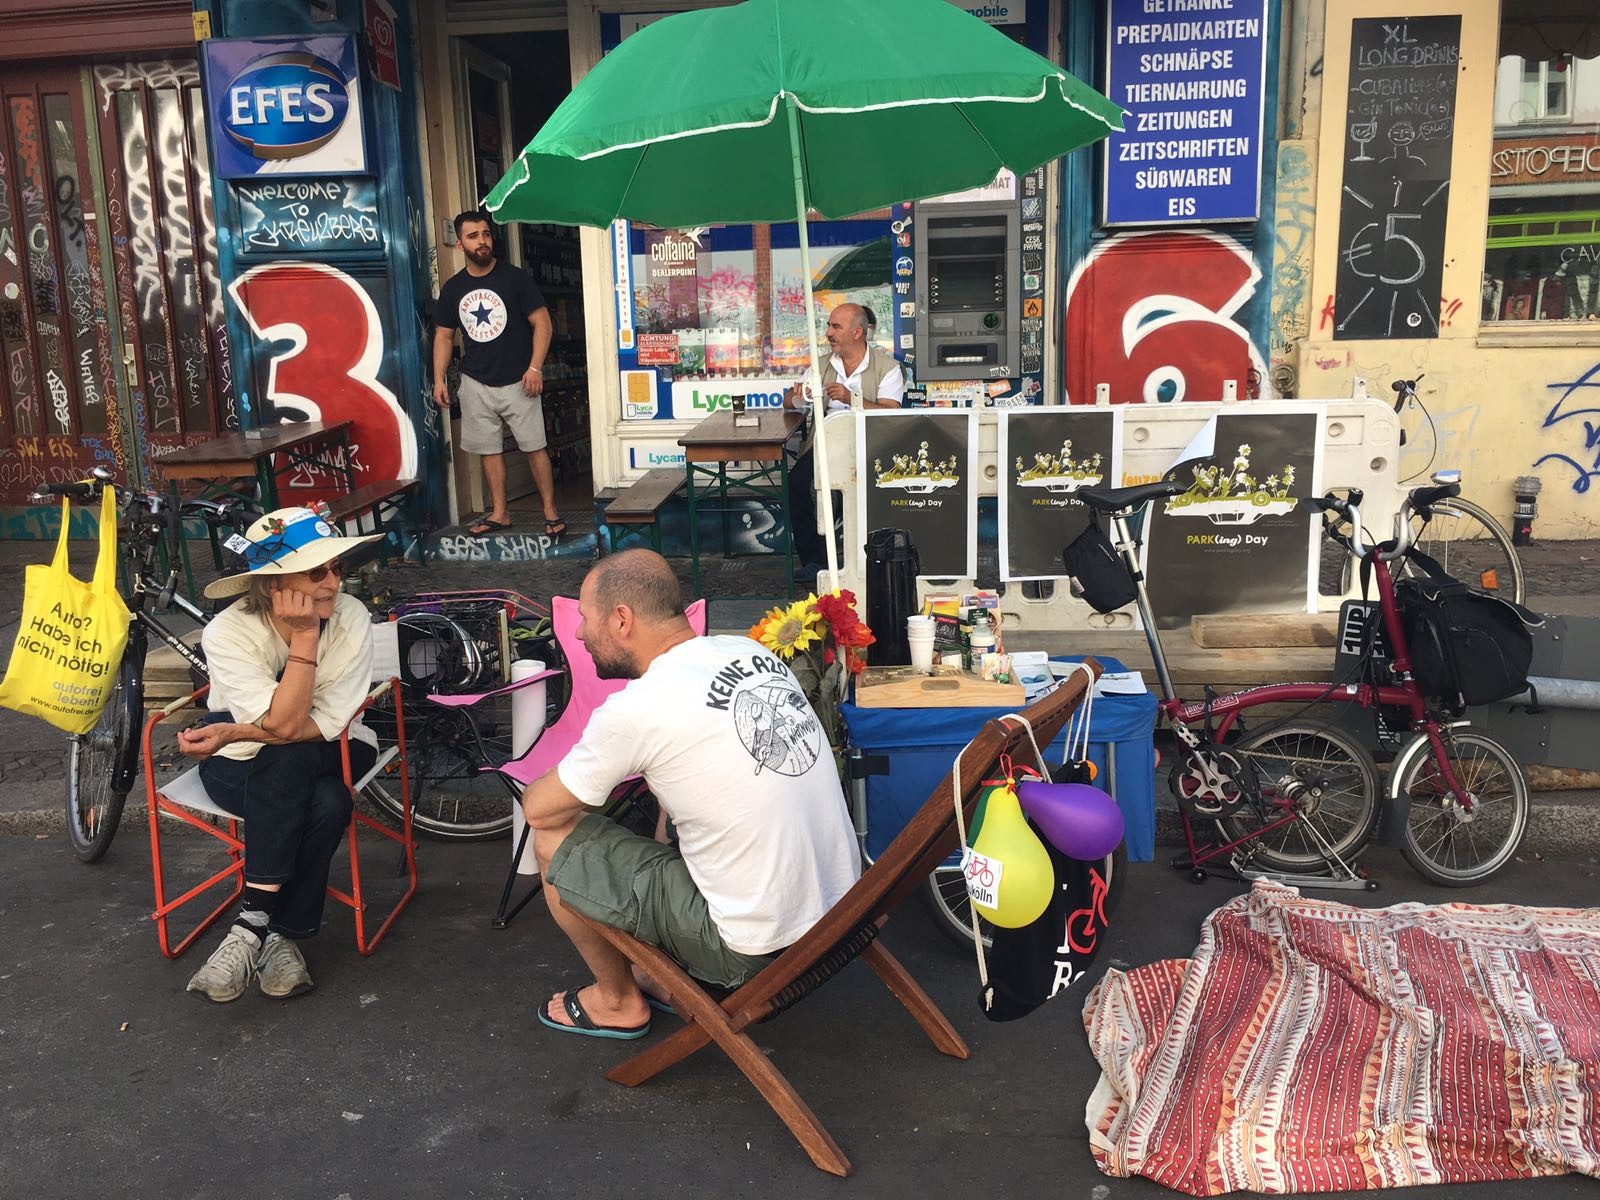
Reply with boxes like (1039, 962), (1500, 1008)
(32, 467), (248, 862)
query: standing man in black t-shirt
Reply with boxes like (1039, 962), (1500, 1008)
(433, 210), (565, 539)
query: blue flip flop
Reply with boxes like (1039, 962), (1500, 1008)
(645, 995), (679, 1018)
(537, 986), (651, 1040)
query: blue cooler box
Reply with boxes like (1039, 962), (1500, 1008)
(840, 655), (1159, 861)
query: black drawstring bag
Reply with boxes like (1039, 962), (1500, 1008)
(1061, 513), (1138, 613)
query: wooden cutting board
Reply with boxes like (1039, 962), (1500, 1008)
(853, 665), (1025, 708)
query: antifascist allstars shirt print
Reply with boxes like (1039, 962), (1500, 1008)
(702, 651), (822, 778)
(458, 287), (508, 343)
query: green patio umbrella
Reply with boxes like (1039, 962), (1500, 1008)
(484, 0), (1122, 583)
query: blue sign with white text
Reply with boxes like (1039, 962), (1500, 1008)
(1102, 0), (1267, 225)
(202, 36), (368, 179)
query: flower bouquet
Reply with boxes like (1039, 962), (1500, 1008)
(749, 590), (875, 754)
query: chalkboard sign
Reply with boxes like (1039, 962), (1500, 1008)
(1332, 15), (1459, 340)
(235, 177), (382, 253)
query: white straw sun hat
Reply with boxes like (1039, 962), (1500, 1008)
(204, 506), (382, 600)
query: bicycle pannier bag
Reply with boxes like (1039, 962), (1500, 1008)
(1061, 515), (1138, 614)
(1397, 574), (1540, 708)
(0, 490), (131, 734)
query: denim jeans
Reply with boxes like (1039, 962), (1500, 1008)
(199, 739), (376, 939)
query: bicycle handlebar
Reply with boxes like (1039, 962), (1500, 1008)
(1315, 479), (1453, 563)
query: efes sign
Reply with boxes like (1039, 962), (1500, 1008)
(203, 36), (367, 179)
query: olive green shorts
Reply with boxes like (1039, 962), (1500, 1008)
(545, 812), (776, 990)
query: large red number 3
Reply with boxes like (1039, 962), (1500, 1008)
(1063, 231), (1265, 405)
(228, 262), (419, 499)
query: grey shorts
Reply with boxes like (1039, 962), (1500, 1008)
(458, 374), (547, 455)
(545, 812), (777, 990)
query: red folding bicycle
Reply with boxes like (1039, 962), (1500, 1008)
(1073, 476), (1533, 889)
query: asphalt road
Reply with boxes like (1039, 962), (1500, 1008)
(2, 833), (1596, 1199)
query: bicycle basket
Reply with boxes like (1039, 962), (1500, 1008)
(1061, 514), (1137, 614)
(1397, 574), (1542, 709)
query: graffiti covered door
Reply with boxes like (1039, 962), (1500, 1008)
(90, 58), (234, 476)
(0, 64), (126, 509)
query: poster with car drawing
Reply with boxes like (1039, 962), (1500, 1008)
(1139, 407), (1324, 627)
(857, 409), (977, 579)
(998, 408), (1123, 580)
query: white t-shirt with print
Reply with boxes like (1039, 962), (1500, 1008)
(201, 591), (376, 761)
(558, 635), (861, 956)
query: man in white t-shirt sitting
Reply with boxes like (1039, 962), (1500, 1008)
(523, 549), (861, 1040)
(783, 303), (904, 578)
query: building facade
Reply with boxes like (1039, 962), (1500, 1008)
(0, 1), (1591, 549)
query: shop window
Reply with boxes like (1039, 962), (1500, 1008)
(629, 219), (893, 379)
(1484, 29), (1599, 324)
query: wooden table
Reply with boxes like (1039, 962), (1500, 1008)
(158, 420), (356, 594)
(677, 409), (804, 597)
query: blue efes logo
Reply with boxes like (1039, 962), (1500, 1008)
(223, 53), (350, 160)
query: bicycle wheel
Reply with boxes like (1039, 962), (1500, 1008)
(924, 840), (1127, 951)
(65, 655), (141, 863)
(370, 704), (518, 840)
(1397, 729), (1528, 886)
(1221, 724), (1379, 874)
(1407, 498), (1524, 603)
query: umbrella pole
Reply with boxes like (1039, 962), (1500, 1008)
(784, 94), (839, 591)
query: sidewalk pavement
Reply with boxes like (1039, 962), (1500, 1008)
(1, 831), (1596, 1200)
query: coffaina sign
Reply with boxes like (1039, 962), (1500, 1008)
(1491, 133), (1600, 188)
(202, 36), (367, 178)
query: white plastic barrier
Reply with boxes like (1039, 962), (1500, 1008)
(816, 398), (1404, 631)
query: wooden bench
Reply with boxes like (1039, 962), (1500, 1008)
(327, 478), (422, 564)
(602, 468), (682, 553)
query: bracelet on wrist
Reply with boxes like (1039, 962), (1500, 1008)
(287, 654), (316, 667)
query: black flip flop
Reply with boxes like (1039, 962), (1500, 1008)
(536, 985), (651, 1040)
(466, 516), (512, 537)
(544, 518), (568, 539)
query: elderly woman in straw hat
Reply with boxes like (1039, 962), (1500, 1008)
(177, 506), (382, 1003)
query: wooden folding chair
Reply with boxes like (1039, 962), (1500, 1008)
(568, 659), (1101, 1176)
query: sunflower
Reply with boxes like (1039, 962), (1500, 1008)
(755, 596), (823, 659)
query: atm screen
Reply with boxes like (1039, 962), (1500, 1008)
(929, 258), (1003, 311)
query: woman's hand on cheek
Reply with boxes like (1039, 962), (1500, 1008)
(272, 587), (321, 633)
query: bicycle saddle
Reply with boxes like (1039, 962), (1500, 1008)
(1075, 480), (1185, 513)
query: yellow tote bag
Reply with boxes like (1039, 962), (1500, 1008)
(0, 489), (131, 734)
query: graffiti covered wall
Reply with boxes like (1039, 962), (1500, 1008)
(1304, 2), (1599, 537)
(1062, 230), (1268, 406)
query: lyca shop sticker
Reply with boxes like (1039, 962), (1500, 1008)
(224, 52), (351, 159)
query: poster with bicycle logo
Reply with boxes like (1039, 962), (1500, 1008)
(1138, 407), (1324, 627)
(857, 410), (977, 579)
(997, 408), (1123, 580)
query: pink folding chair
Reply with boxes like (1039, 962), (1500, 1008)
(426, 595), (708, 926)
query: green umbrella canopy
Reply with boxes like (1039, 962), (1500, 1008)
(484, 0), (1123, 227)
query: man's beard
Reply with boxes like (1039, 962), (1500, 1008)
(469, 245), (493, 264)
(590, 645), (639, 680)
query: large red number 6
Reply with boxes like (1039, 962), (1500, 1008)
(229, 262), (418, 499)
(1063, 231), (1266, 405)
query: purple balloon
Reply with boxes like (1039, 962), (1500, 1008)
(1016, 779), (1124, 861)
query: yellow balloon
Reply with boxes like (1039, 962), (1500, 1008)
(966, 782), (1054, 928)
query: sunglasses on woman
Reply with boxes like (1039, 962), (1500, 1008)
(302, 560), (344, 583)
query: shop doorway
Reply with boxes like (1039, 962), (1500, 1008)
(450, 31), (591, 516)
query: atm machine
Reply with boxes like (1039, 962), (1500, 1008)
(913, 201), (1020, 381)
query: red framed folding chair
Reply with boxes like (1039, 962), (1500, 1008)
(144, 622), (417, 958)
(424, 595), (707, 927)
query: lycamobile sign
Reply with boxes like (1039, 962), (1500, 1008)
(669, 378), (800, 420)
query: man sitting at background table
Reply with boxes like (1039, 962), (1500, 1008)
(521, 549), (860, 1038)
(783, 302), (904, 579)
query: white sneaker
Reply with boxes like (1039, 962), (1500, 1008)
(186, 926), (263, 1003)
(257, 932), (314, 999)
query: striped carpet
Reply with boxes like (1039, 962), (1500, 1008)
(1083, 881), (1600, 1195)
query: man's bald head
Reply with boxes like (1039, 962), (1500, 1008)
(587, 549), (685, 625)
